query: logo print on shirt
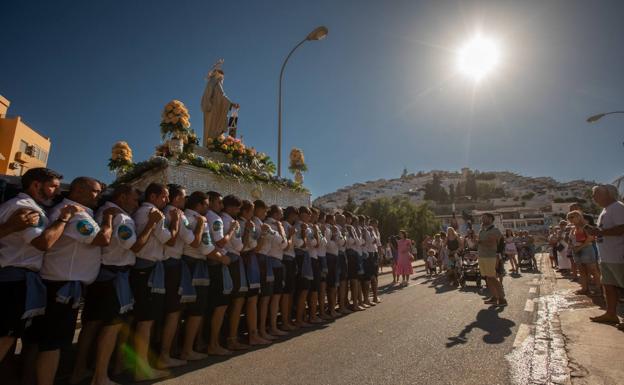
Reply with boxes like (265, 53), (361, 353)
(76, 219), (95, 236)
(212, 221), (222, 232)
(184, 218), (191, 229)
(118, 225), (133, 240)
(202, 232), (211, 245)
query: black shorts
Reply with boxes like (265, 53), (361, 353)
(207, 264), (230, 309)
(0, 280), (28, 338)
(227, 254), (247, 299)
(282, 258), (297, 294)
(347, 250), (359, 280)
(164, 259), (183, 313)
(338, 252), (348, 281)
(363, 256), (375, 281)
(310, 258), (321, 292)
(273, 264), (284, 295)
(183, 258), (209, 317)
(82, 279), (126, 325)
(326, 254), (338, 288)
(295, 251), (311, 291)
(24, 281), (80, 351)
(130, 266), (165, 322)
(258, 254), (274, 297)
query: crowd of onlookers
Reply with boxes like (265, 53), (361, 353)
(378, 185), (624, 325)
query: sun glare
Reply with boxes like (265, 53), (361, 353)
(457, 34), (500, 81)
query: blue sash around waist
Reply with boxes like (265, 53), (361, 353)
(244, 252), (261, 289)
(0, 266), (47, 319)
(296, 249), (314, 281)
(319, 255), (328, 276)
(55, 280), (82, 309)
(257, 253), (275, 283)
(163, 258), (196, 303)
(96, 266), (134, 314)
(222, 264), (233, 295)
(182, 256), (210, 286)
(134, 257), (165, 294)
(227, 252), (248, 292)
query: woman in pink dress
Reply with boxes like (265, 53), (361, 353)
(396, 230), (415, 285)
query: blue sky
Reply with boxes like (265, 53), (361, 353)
(2, 0), (623, 197)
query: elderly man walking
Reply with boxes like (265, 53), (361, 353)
(587, 184), (624, 326)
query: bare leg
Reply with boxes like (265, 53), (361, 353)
(371, 276), (380, 303)
(180, 316), (208, 361)
(577, 264), (589, 293)
(591, 285), (620, 322)
(134, 320), (168, 381)
(327, 287), (339, 317)
(206, 305), (232, 356)
(270, 294), (288, 335)
(362, 280), (372, 305)
(280, 294), (296, 330)
(112, 320), (132, 375)
(338, 281), (351, 314)
(36, 349), (61, 385)
(91, 324), (122, 385)
(295, 290), (312, 327)
(157, 311), (186, 369)
(70, 320), (101, 384)
(226, 297), (249, 350)
(319, 282), (331, 319)
(308, 291), (322, 323)
(258, 295), (275, 340)
(0, 336), (16, 365)
(247, 295), (271, 345)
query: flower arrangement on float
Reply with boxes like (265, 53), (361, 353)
(107, 141), (134, 175)
(205, 134), (276, 174)
(288, 147), (307, 184)
(160, 100), (194, 156)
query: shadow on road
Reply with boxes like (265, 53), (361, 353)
(445, 307), (515, 348)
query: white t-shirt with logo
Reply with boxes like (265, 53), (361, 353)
(597, 201), (624, 264)
(96, 201), (136, 266)
(183, 209), (215, 259)
(40, 198), (101, 283)
(0, 193), (49, 271)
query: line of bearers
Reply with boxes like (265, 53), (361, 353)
(0, 168), (383, 385)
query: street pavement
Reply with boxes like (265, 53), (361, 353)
(147, 259), (542, 385)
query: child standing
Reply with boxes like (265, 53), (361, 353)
(426, 249), (437, 278)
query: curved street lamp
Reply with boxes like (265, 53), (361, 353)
(277, 26), (328, 177)
(586, 110), (624, 123)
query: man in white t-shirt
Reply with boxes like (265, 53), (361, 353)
(31, 177), (116, 385)
(587, 185), (624, 326)
(0, 168), (79, 365)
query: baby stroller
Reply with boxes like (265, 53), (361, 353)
(517, 245), (536, 270)
(459, 251), (482, 289)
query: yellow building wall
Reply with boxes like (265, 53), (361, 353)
(0, 95), (51, 176)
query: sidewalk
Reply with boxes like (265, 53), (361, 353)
(546, 259), (624, 384)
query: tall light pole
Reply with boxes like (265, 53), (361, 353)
(277, 26), (328, 177)
(586, 110), (624, 123)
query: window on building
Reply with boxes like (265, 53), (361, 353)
(19, 140), (28, 153)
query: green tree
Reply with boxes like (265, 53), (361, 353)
(357, 196), (440, 257)
(424, 173), (449, 203)
(449, 183), (456, 202)
(343, 194), (358, 213)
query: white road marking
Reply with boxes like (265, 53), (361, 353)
(529, 287), (537, 294)
(531, 278), (539, 284)
(513, 323), (531, 348)
(524, 299), (535, 312)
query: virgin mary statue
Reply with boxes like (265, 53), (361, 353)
(201, 59), (238, 145)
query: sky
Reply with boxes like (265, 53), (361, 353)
(2, 0), (623, 198)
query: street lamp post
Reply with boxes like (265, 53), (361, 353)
(586, 110), (624, 123)
(277, 26), (328, 177)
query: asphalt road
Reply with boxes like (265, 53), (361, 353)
(150, 261), (540, 385)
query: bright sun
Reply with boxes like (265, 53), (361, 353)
(457, 34), (501, 81)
